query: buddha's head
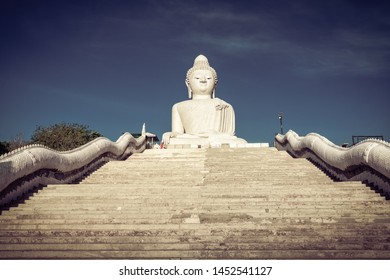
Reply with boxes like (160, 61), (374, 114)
(186, 55), (218, 99)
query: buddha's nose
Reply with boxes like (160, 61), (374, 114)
(200, 76), (206, 83)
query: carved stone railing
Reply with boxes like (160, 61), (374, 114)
(275, 130), (390, 198)
(0, 133), (146, 208)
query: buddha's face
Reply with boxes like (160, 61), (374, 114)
(188, 69), (215, 97)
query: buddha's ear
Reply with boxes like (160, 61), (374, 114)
(185, 80), (192, 99)
(212, 89), (216, 98)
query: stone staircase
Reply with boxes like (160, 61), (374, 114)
(1, 148), (389, 259)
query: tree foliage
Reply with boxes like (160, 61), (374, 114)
(0, 133), (29, 156)
(0, 141), (10, 156)
(31, 123), (102, 151)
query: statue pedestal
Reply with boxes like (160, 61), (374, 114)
(168, 137), (211, 148)
(166, 137), (268, 149)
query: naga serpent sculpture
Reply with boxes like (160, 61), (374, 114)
(0, 133), (146, 208)
(275, 130), (390, 198)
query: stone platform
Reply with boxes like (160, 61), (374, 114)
(166, 141), (269, 149)
(0, 148), (389, 259)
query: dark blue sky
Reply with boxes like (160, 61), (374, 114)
(1, 0), (389, 145)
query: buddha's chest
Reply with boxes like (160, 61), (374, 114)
(177, 101), (220, 133)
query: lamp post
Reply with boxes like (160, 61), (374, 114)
(278, 112), (283, 135)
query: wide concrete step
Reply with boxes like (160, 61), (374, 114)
(20, 196), (386, 205)
(2, 249), (390, 259)
(2, 216), (390, 226)
(24, 186), (383, 196)
(4, 210), (389, 221)
(1, 226), (389, 238)
(2, 210), (389, 219)
(24, 193), (381, 202)
(28, 184), (370, 193)
(1, 222), (389, 231)
(32, 189), (376, 198)
(1, 242), (389, 252)
(2, 234), (389, 245)
(35, 181), (370, 188)
(7, 196), (389, 209)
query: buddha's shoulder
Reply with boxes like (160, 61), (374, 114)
(172, 100), (191, 110)
(174, 100), (192, 106)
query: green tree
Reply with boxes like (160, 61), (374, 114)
(31, 123), (102, 151)
(0, 141), (10, 156)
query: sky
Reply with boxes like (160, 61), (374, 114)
(0, 0), (389, 146)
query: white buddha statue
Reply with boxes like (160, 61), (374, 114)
(162, 54), (247, 147)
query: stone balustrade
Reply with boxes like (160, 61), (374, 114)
(0, 133), (146, 207)
(275, 130), (390, 197)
